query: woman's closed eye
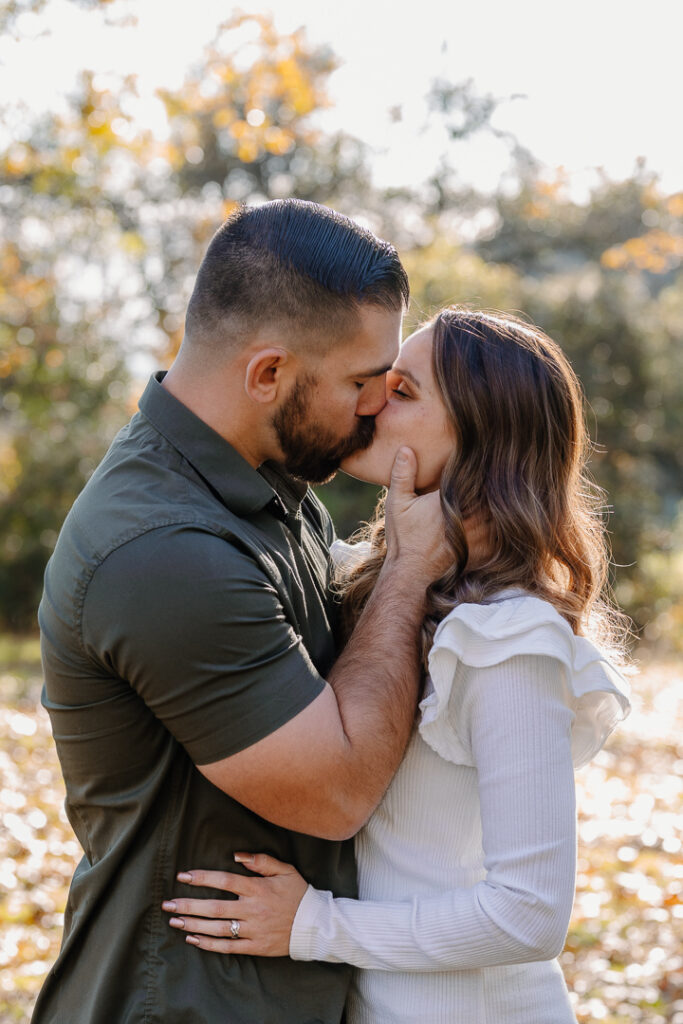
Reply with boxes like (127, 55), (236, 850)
(386, 370), (412, 399)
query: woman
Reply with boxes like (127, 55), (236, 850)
(162, 308), (631, 1023)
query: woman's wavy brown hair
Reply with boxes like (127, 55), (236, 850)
(337, 307), (630, 668)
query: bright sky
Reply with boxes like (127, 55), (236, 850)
(1, 0), (682, 197)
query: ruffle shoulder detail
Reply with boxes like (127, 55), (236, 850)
(418, 593), (631, 770)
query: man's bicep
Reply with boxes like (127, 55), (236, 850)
(197, 682), (353, 837)
(83, 527), (326, 764)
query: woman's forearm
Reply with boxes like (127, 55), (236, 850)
(290, 877), (570, 972)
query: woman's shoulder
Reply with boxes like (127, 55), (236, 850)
(422, 591), (631, 769)
(431, 590), (580, 663)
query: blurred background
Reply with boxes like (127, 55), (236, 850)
(0, 1), (681, 1021)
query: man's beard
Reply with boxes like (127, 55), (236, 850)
(272, 373), (376, 484)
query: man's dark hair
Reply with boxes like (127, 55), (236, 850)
(184, 199), (409, 352)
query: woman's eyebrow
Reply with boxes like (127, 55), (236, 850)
(391, 365), (421, 389)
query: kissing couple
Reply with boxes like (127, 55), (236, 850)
(35, 199), (629, 1024)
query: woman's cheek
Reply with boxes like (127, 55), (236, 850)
(383, 401), (414, 438)
(397, 407), (428, 446)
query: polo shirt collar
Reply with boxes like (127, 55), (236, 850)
(139, 372), (306, 519)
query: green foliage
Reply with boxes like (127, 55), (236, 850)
(0, 11), (362, 626)
(314, 476), (383, 544)
(520, 272), (681, 614)
(467, 170), (682, 641)
(0, 245), (128, 629)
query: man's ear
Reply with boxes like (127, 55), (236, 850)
(244, 348), (291, 404)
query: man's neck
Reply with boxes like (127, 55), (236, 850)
(161, 365), (269, 469)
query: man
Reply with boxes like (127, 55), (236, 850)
(34, 200), (447, 1023)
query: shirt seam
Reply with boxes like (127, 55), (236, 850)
(142, 757), (184, 1023)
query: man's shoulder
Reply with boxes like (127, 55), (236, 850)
(54, 488), (267, 603)
(43, 420), (271, 630)
(62, 416), (237, 561)
(42, 506), (281, 674)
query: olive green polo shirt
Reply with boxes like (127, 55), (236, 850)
(34, 373), (356, 1024)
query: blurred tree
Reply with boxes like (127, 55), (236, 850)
(0, 11), (371, 626)
(477, 164), (683, 287)
(522, 271), (681, 625)
(0, 0), (127, 35)
(364, 64), (683, 641)
(465, 167), (683, 639)
(0, 242), (127, 629)
(142, 12), (374, 359)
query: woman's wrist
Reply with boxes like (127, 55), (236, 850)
(289, 884), (326, 961)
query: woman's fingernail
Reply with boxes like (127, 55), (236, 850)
(161, 901), (176, 911)
(177, 872), (192, 882)
(169, 917), (184, 928)
(186, 935), (200, 945)
(234, 853), (254, 863)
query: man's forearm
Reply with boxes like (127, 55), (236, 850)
(194, 561), (431, 841)
(325, 557), (429, 830)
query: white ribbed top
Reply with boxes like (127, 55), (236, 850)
(290, 561), (630, 1024)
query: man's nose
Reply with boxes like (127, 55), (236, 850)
(356, 376), (388, 417)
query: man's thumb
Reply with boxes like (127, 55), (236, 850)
(389, 447), (417, 494)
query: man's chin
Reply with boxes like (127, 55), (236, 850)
(311, 470), (338, 486)
(290, 466), (339, 486)
(282, 451), (343, 485)
(276, 417), (376, 486)
(286, 439), (375, 486)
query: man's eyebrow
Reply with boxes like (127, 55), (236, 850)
(352, 364), (393, 380)
(391, 365), (421, 389)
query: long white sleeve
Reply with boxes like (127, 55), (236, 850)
(290, 655), (578, 971)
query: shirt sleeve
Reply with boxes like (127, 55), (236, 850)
(289, 654), (577, 971)
(81, 525), (326, 765)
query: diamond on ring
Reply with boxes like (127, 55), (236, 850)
(230, 919), (240, 939)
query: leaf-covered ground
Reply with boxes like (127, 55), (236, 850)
(1, 636), (682, 1023)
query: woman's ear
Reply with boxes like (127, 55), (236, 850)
(244, 348), (290, 404)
